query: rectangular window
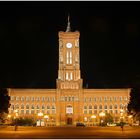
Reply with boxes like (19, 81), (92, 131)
(89, 110), (92, 114)
(84, 110), (87, 114)
(21, 110), (24, 114)
(26, 110), (30, 114)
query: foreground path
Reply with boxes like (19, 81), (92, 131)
(0, 126), (140, 139)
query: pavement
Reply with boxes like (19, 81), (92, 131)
(0, 125), (140, 139)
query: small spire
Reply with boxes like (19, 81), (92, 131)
(66, 14), (71, 32)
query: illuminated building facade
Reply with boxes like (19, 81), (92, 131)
(8, 16), (130, 126)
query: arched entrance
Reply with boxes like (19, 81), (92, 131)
(67, 117), (72, 125)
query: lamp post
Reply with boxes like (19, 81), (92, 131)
(99, 112), (105, 126)
(38, 112), (43, 126)
(44, 115), (49, 127)
(91, 115), (96, 126)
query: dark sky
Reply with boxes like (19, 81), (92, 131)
(0, 1), (140, 89)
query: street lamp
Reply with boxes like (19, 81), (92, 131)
(91, 115), (96, 126)
(99, 112), (105, 126)
(38, 112), (43, 126)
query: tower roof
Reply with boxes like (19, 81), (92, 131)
(66, 14), (71, 32)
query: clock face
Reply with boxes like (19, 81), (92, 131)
(66, 43), (72, 48)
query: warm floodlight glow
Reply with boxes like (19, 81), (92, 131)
(128, 115), (132, 118)
(14, 109), (18, 113)
(44, 115), (49, 119)
(99, 112), (105, 117)
(91, 115), (96, 119)
(38, 112), (43, 117)
(7, 114), (11, 118)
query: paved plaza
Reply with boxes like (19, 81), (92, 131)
(0, 126), (140, 139)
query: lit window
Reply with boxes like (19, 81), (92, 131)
(114, 104), (117, 109)
(120, 96), (122, 101)
(120, 104), (123, 109)
(26, 104), (29, 109)
(109, 105), (112, 110)
(42, 97), (45, 101)
(84, 105), (87, 109)
(31, 110), (34, 114)
(99, 105), (102, 110)
(68, 96), (71, 101)
(42, 105), (45, 110)
(52, 105), (55, 110)
(11, 96), (14, 101)
(36, 97), (40, 101)
(104, 97), (107, 102)
(31, 97), (34, 101)
(104, 105), (107, 110)
(47, 105), (50, 109)
(72, 96), (74, 101)
(70, 72), (72, 80)
(89, 97), (92, 102)
(26, 97), (30, 101)
(16, 96), (20, 101)
(84, 110), (87, 114)
(89, 105), (92, 109)
(70, 52), (72, 64)
(15, 104), (19, 109)
(21, 110), (24, 114)
(124, 96), (127, 101)
(21, 104), (24, 109)
(36, 105), (40, 110)
(21, 96), (24, 101)
(94, 110), (97, 114)
(89, 110), (92, 114)
(52, 97), (55, 102)
(114, 97), (117, 101)
(94, 105), (97, 110)
(26, 110), (29, 114)
(66, 72), (69, 80)
(31, 104), (34, 109)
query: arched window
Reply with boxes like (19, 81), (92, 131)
(47, 105), (50, 109)
(99, 105), (102, 110)
(21, 96), (24, 101)
(114, 104), (117, 109)
(104, 105), (107, 110)
(89, 105), (92, 109)
(31, 104), (34, 109)
(15, 104), (19, 109)
(94, 105), (97, 110)
(26, 104), (29, 109)
(36, 105), (40, 110)
(42, 104), (45, 110)
(109, 105), (112, 110)
(84, 105), (87, 109)
(21, 104), (24, 109)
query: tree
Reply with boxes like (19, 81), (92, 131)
(0, 88), (10, 123)
(128, 87), (140, 122)
(104, 113), (113, 124)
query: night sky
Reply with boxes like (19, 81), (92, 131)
(0, 1), (140, 89)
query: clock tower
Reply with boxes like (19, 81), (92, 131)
(56, 16), (83, 89)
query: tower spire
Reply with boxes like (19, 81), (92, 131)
(66, 14), (71, 32)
